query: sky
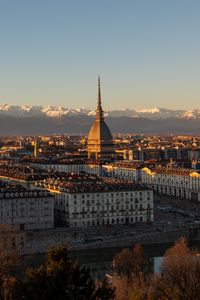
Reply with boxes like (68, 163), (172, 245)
(0, 0), (200, 110)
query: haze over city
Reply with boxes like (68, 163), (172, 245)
(1, 0), (200, 110)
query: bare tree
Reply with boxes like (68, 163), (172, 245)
(155, 237), (200, 300)
(112, 244), (151, 300)
(113, 248), (133, 279)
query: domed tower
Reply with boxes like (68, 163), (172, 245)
(87, 77), (114, 159)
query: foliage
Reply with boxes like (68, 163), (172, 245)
(0, 225), (21, 300)
(113, 238), (200, 300)
(112, 243), (150, 300)
(156, 237), (200, 300)
(10, 244), (115, 300)
(113, 243), (148, 280)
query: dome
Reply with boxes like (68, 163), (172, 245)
(88, 119), (113, 142)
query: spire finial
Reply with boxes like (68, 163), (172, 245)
(98, 75), (101, 105)
(96, 75), (104, 121)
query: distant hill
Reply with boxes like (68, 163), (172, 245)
(1, 114), (200, 135)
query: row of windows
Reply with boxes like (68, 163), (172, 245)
(71, 215), (150, 227)
(72, 197), (151, 205)
(73, 191), (150, 199)
(71, 203), (152, 213)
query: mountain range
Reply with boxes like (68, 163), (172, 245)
(0, 104), (200, 119)
(0, 104), (200, 135)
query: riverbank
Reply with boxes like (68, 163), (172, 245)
(70, 223), (200, 250)
(10, 222), (200, 255)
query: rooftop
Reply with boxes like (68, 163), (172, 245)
(38, 173), (151, 194)
(0, 181), (52, 198)
(148, 167), (200, 176)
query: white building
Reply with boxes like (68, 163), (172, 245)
(0, 186), (54, 230)
(103, 164), (138, 181)
(32, 158), (200, 202)
(141, 167), (200, 201)
(32, 161), (86, 173)
(42, 176), (153, 228)
(86, 163), (139, 181)
(88, 163), (200, 202)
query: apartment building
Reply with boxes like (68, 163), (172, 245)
(40, 175), (153, 228)
(0, 182), (54, 230)
(141, 167), (200, 201)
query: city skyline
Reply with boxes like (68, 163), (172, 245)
(1, 0), (200, 110)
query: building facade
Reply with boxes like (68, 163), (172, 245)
(44, 177), (153, 228)
(141, 167), (200, 201)
(0, 186), (54, 230)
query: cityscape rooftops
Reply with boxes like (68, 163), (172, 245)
(0, 162), (49, 181)
(146, 166), (200, 176)
(23, 157), (87, 165)
(38, 173), (150, 194)
(0, 181), (52, 198)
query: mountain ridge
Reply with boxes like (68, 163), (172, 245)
(0, 104), (199, 120)
(0, 114), (199, 135)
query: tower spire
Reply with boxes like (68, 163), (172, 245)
(96, 76), (104, 121)
(98, 75), (101, 106)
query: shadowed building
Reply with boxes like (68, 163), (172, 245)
(34, 139), (39, 158)
(88, 77), (114, 159)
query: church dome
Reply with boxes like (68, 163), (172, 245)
(87, 77), (114, 159)
(88, 119), (113, 142)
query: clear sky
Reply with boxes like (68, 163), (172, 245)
(0, 0), (200, 110)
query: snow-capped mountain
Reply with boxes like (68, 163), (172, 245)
(0, 105), (91, 118)
(1, 104), (200, 135)
(0, 104), (199, 120)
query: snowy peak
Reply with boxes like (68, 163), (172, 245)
(0, 104), (199, 120)
(136, 107), (160, 114)
(180, 109), (200, 119)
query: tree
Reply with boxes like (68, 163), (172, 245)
(112, 244), (149, 300)
(132, 243), (146, 276)
(135, 237), (200, 300)
(11, 244), (115, 300)
(0, 225), (21, 300)
(112, 238), (200, 300)
(113, 248), (133, 279)
(113, 243), (148, 279)
(95, 278), (115, 300)
(157, 237), (200, 300)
